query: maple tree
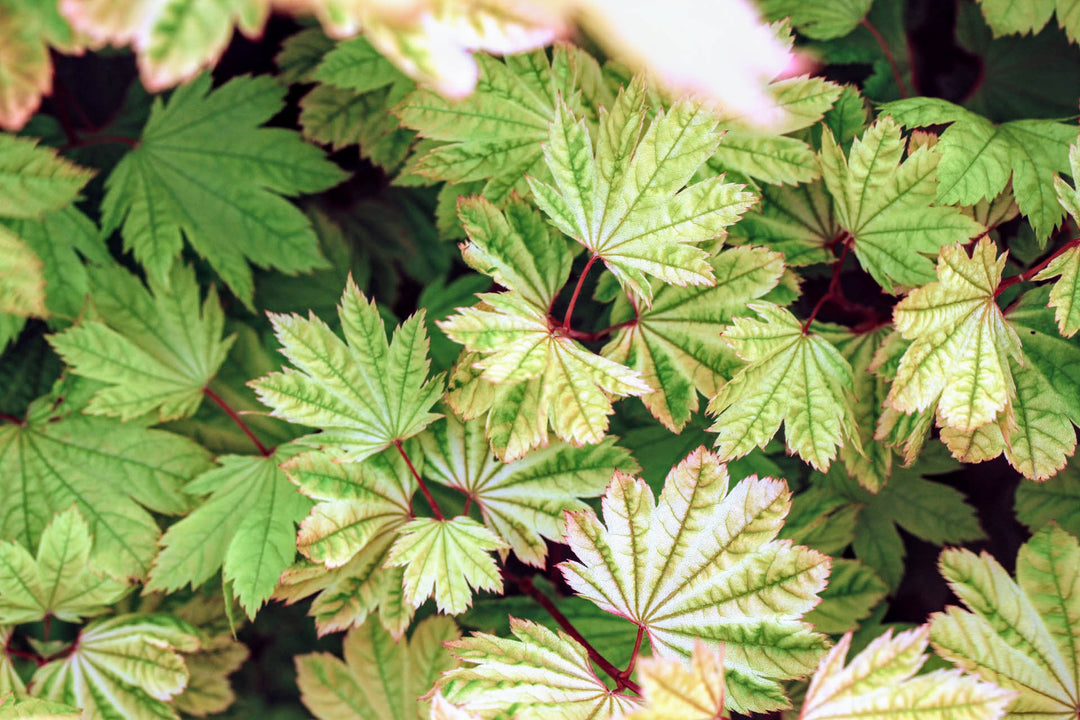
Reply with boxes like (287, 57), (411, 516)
(0, 0), (1079, 719)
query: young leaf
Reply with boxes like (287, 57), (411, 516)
(707, 303), (859, 471)
(0, 693), (79, 718)
(296, 616), (459, 720)
(1032, 137), (1080, 336)
(528, 85), (756, 305)
(627, 643), (728, 720)
(601, 246), (785, 433)
(436, 618), (641, 720)
(0, 228), (45, 319)
(931, 524), (1080, 720)
(148, 447), (313, 618)
(100, 74), (347, 306)
(888, 239), (1022, 433)
(0, 4), (66, 131)
(560, 447), (831, 713)
(31, 614), (201, 720)
(49, 263), (235, 423)
(251, 278), (444, 463)
(974, 0), (1080, 44)
(819, 117), (984, 292)
(0, 507), (129, 624)
(0, 135), (92, 218)
(386, 516), (507, 615)
(419, 413), (637, 566)
(800, 626), (1016, 720)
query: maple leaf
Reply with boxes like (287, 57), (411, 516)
(436, 618), (641, 720)
(251, 278), (444, 463)
(1029, 136), (1080, 337)
(30, 614), (200, 719)
(706, 302), (859, 471)
(932, 524), (1080, 720)
(296, 616), (459, 720)
(396, 45), (609, 202)
(528, 80), (757, 305)
(166, 593), (249, 718)
(48, 263), (235, 423)
(0, 628), (20, 696)
(0, 134), (92, 218)
(887, 239), (1022, 433)
(0, 382), (213, 578)
(0, 507), (129, 624)
(800, 626), (1016, 720)
(439, 197), (651, 457)
(602, 246), (785, 433)
(819, 117), (984, 292)
(0, 3), (76, 131)
(147, 446), (312, 618)
(627, 643), (728, 720)
(1015, 459), (1080, 537)
(0, 228), (45, 320)
(760, 0), (873, 39)
(0, 693), (80, 718)
(560, 447), (830, 713)
(386, 516), (507, 615)
(803, 558), (888, 635)
(729, 180), (838, 268)
(100, 73), (347, 306)
(974, 0), (1080, 44)
(419, 412), (637, 566)
(881, 97), (1077, 240)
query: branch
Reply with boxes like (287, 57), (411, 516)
(558, 317), (639, 343)
(860, 18), (909, 99)
(803, 237), (853, 333)
(995, 236), (1080, 298)
(202, 387), (272, 457)
(394, 439), (444, 521)
(0, 413), (24, 425)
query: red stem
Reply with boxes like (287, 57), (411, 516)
(4, 647), (44, 666)
(559, 317), (639, 343)
(619, 624), (646, 681)
(803, 238), (853, 333)
(860, 18), (909, 99)
(513, 573), (642, 695)
(562, 255), (599, 330)
(0, 413), (24, 425)
(462, 496), (473, 515)
(202, 387), (272, 457)
(394, 440), (444, 521)
(995, 236), (1080, 298)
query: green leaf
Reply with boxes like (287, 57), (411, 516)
(0, 628), (22, 696)
(729, 181), (838, 267)
(437, 618), (641, 720)
(48, 263), (235, 423)
(0, 134), (92, 218)
(602, 246), (785, 432)
(804, 559), (888, 635)
(0, 507), (129, 624)
(385, 516), (507, 615)
(1032, 138), (1080, 336)
(147, 447), (312, 618)
(931, 524), (1080, 720)
(101, 73), (347, 306)
(819, 117), (985, 292)
(31, 614), (200, 720)
(251, 278), (444, 463)
(0, 227), (45, 319)
(801, 626), (1016, 720)
(759, 0), (873, 39)
(560, 447), (830, 713)
(976, 0), (1080, 43)
(419, 412), (636, 566)
(627, 643), (728, 720)
(529, 83), (756, 305)
(296, 615), (459, 720)
(1015, 461), (1080, 536)
(707, 303), (859, 471)
(0, 693), (79, 718)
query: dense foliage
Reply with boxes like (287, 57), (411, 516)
(1, 0), (1079, 718)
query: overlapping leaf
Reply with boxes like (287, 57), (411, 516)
(0, 3), (77, 130)
(0, 693), (79, 718)
(627, 643), (728, 720)
(1015, 459), (1080, 536)
(931, 524), (1080, 720)
(560, 447), (831, 713)
(707, 303), (859, 471)
(528, 80), (756, 305)
(819, 117), (984, 292)
(729, 181), (838, 267)
(252, 278), (444, 463)
(296, 616), (459, 720)
(1032, 137), (1080, 337)
(0, 507), (129, 624)
(975, 0), (1080, 44)
(0, 135), (92, 218)
(101, 74), (347, 306)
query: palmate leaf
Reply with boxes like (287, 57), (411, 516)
(888, 239), (1022, 433)
(1015, 459), (1080, 536)
(560, 447), (831, 713)
(0, 383), (213, 578)
(0, 134), (92, 219)
(395, 45), (608, 202)
(100, 74), (347, 307)
(31, 614), (200, 720)
(707, 303), (860, 471)
(931, 524), (1080, 720)
(729, 180), (838, 267)
(165, 594), (249, 718)
(49, 263), (234, 423)
(975, 0), (1080, 44)
(819, 117), (984, 292)
(626, 643), (728, 720)
(147, 446), (312, 618)
(0, 693), (80, 718)
(1031, 137), (1080, 337)
(528, 80), (757, 306)
(601, 246), (785, 433)
(0, 628), (21, 696)
(419, 413), (638, 566)
(0, 507), (129, 624)
(881, 98), (1076, 240)
(0, 227), (45, 319)
(436, 618), (641, 720)
(296, 616), (459, 720)
(0, 2), (74, 131)
(252, 278), (444, 463)
(800, 626), (1016, 720)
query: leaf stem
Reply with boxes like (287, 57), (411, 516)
(512, 573), (642, 695)
(803, 235), (854, 334)
(394, 439), (444, 521)
(562, 254), (599, 331)
(0, 413), (24, 425)
(202, 387), (272, 457)
(995, 236), (1080, 298)
(619, 624), (646, 681)
(559, 317), (639, 343)
(860, 18), (908, 98)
